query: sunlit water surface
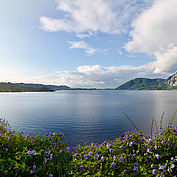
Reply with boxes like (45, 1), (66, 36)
(0, 90), (177, 145)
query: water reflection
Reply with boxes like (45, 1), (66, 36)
(0, 90), (176, 145)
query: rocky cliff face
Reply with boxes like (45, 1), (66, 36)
(166, 72), (177, 87)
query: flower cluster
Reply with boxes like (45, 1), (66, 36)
(70, 127), (177, 176)
(0, 126), (177, 176)
(0, 129), (71, 176)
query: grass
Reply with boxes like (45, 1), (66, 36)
(0, 114), (177, 176)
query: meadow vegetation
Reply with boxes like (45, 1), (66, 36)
(0, 114), (177, 176)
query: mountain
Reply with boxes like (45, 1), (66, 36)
(116, 78), (165, 90)
(116, 72), (177, 90)
(0, 82), (70, 92)
(165, 72), (177, 87)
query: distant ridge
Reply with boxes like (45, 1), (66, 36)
(116, 72), (177, 90)
(0, 82), (70, 92)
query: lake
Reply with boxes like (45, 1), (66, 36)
(0, 90), (177, 145)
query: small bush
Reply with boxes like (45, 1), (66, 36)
(0, 131), (72, 176)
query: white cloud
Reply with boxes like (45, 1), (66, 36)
(68, 41), (107, 55)
(153, 46), (177, 73)
(54, 64), (165, 88)
(40, 0), (152, 37)
(68, 41), (96, 55)
(125, 0), (177, 74)
(0, 64), (167, 88)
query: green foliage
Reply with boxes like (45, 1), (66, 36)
(0, 82), (70, 92)
(116, 78), (166, 90)
(116, 77), (177, 90)
(122, 113), (142, 133)
(0, 131), (72, 176)
(168, 110), (177, 127)
(0, 118), (10, 131)
(71, 128), (177, 176)
(160, 112), (165, 130)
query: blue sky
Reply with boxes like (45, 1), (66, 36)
(0, 0), (177, 88)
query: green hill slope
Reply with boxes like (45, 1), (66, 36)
(0, 82), (70, 92)
(116, 78), (166, 90)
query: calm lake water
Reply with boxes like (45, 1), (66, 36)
(0, 90), (177, 145)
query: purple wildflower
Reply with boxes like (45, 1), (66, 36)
(120, 145), (123, 150)
(171, 164), (175, 168)
(33, 165), (36, 170)
(152, 169), (157, 174)
(155, 145), (157, 149)
(101, 156), (104, 162)
(31, 140), (35, 143)
(151, 164), (155, 168)
(161, 172), (164, 177)
(168, 167), (171, 173)
(159, 165), (166, 170)
(107, 143), (110, 149)
(80, 165), (83, 171)
(134, 163), (138, 167)
(155, 154), (159, 159)
(94, 154), (99, 159)
(147, 149), (152, 153)
(133, 167), (137, 171)
(84, 155), (87, 159)
(44, 157), (47, 164)
(111, 162), (116, 166)
(67, 147), (72, 153)
(141, 138), (144, 142)
(161, 140), (165, 144)
(74, 154), (79, 158)
(5, 148), (8, 152)
(88, 151), (92, 156)
(49, 174), (53, 177)
(50, 153), (53, 160)
(91, 142), (94, 148)
(98, 144), (102, 148)
(27, 150), (33, 155)
(174, 132), (177, 136)
(30, 171), (34, 174)
(119, 156), (124, 162)
(109, 149), (113, 153)
(113, 155), (116, 160)
(129, 142), (133, 147)
(132, 154), (136, 158)
(27, 150), (38, 155)
(120, 141), (124, 145)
